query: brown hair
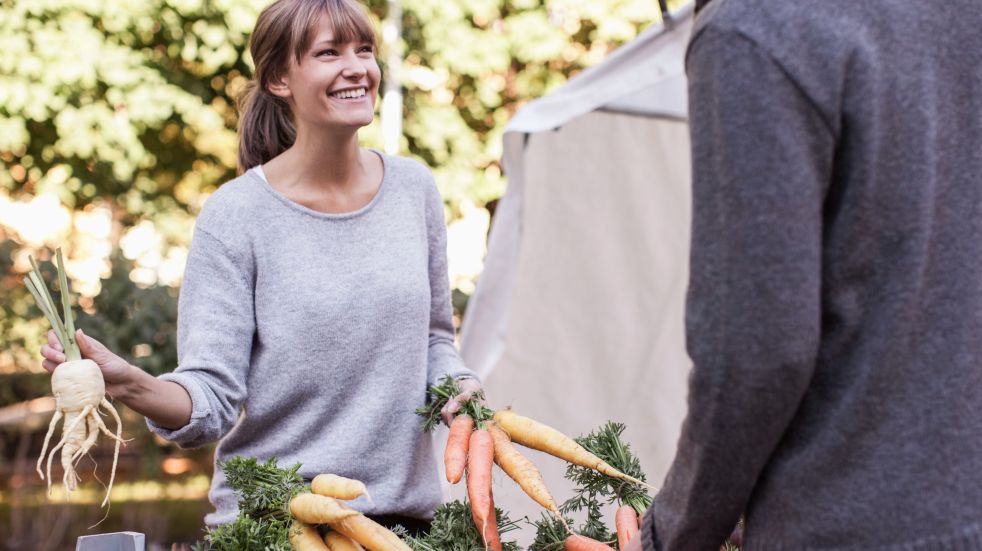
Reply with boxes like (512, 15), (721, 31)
(236, 0), (378, 173)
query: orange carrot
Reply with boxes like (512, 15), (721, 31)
(615, 505), (639, 548)
(487, 421), (561, 518)
(493, 409), (653, 489)
(467, 428), (501, 551)
(445, 414), (474, 484)
(564, 534), (616, 551)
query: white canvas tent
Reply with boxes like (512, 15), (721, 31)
(454, 4), (696, 538)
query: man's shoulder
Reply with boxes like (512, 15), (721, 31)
(694, 0), (929, 57)
(694, 0), (852, 52)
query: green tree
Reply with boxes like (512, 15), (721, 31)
(0, 0), (677, 373)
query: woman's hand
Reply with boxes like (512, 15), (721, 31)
(441, 377), (484, 427)
(41, 328), (192, 429)
(40, 329), (136, 399)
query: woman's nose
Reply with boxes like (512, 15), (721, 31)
(340, 52), (367, 78)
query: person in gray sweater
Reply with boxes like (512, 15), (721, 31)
(623, 0), (982, 549)
(38, 0), (480, 532)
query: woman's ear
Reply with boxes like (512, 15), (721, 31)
(267, 74), (292, 99)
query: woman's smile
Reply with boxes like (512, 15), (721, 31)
(328, 86), (369, 100)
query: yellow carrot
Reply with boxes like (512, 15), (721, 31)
(330, 513), (413, 551)
(324, 530), (366, 551)
(312, 473), (369, 500)
(487, 422), (561, 518)
(492, 409), (653, 489)
(292, 494), (409, 551)
(290, 521), (330, 551)
(290, 493), (360, 525)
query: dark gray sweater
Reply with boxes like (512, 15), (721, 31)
(643, 1), (982, 549)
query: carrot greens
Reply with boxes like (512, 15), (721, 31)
(399, 500), (521, 551)
(564, 422), (652, 516)
(416, 375), (494, 431)
(194, 457), (308, 551)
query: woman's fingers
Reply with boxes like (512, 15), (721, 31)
(441, 400), (462, 427)
(76, 329), (112, 362)
(40, 344), (66, 364)
(458, 378), (484, 402)
(441, 378), (486, 426)
(41, 359), (59, 373)
(47, 330), (63, 352)
(74, 329), (134, 386)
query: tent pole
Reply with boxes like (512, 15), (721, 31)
(381, 0), (403, 155)
(658, 0), (672, 27)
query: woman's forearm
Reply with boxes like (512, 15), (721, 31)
(112, 366), (193, 430)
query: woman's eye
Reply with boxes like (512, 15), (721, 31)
(316, 49), (338, 57)
(358, 45), (374, 54)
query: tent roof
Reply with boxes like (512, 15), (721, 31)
(505, 2), (694, 135)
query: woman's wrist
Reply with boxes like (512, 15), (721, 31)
(108, 362), (148, 405)
(110, 368), (193, 430)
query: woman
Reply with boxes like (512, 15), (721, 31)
(40, 0), (481, 534)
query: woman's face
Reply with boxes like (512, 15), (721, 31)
(273, 13), (380, 132)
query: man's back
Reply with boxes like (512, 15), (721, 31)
(646, 1), (982, 549)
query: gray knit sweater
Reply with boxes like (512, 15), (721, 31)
(644, 1), (982, 549)
(147, 152), (476, 526)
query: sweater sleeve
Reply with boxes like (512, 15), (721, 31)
(146, 226), (256, 449)
(642, 28), (835, 549)
(423, 178), (479, 387)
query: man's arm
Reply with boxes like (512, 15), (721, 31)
(643, 26), (836, 550)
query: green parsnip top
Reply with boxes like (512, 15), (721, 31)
(24, 248), (81, 362)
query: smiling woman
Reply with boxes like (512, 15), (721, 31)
(237, 0), (380, 170)
(39, 0), (484, 541)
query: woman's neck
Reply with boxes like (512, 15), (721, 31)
(260, 127), (384, 214)
(269, 129), (366, 192)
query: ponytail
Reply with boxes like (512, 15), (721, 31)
(236, 80), (296, 174)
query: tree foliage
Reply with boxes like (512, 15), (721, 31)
(0, 0), (677, 378)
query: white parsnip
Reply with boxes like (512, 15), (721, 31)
(26, 249), (126, 507)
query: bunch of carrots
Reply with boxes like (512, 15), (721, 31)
(528, 422), (655, 551)
(289, 472), (411, 551)
(201, 382), (736, 551)
(195, 457), (409, 551)
(417, 377), (655, 551)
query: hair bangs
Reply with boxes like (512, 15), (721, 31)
(292, 0), (377, 62)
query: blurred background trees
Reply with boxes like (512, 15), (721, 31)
(0, 0), (678, 547)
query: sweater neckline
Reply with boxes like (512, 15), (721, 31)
(248, 149), (389, 220)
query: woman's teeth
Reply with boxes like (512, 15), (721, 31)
(330, 88), (366, 99)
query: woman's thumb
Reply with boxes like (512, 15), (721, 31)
(75, 329), (100, 356)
